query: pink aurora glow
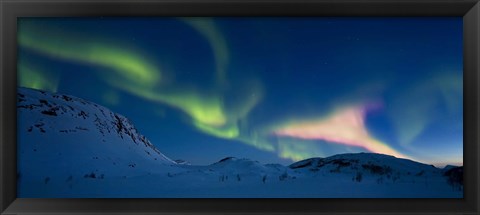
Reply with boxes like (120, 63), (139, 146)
(274, 104), (408, 159)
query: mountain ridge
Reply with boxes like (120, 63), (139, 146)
(17, 87), (175, 182)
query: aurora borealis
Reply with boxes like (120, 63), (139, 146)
(274, 104), (409, 159)
(17, 17), (463, 166)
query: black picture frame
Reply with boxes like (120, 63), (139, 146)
(1, 0), (479, 214)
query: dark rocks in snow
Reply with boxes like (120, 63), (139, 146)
(217, 157), (236, 163)
(415, 170), (425, 176)
(444, 167), (463, 189)
(110, 113), (158, 153)
(354, 172), (363, 182)
(75, 126), (88, 131)
(84, 172), (104, 179)
(174, 159), (191, 165)
(17, 104), (42, 110)
(18, 93), (26, 102)
(62, 95), (73, 102)
(332, 159), (352, 167)
(361, 163), (392, 175)
(290, 160), (313, 169)
(39, 99), (50, 106)
(41, 109), (57, 116)
(279, 172), (289, 181)
(442, 165), (459, 172)
(78, 110), (88, 119)
(113, 114), (124, 135)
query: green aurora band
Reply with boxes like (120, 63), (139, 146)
(18, 63), (59, 93)
(18, 19), (272, 155)
(180, 18), (229, 85)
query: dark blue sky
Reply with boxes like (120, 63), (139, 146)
(18, 17), (463, 166)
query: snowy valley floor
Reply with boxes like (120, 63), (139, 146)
(18, 160), (463, 198)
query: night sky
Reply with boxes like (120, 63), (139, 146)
(17, 17), (463, 167)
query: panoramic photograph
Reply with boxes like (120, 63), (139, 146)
(16, 17), (463, 198)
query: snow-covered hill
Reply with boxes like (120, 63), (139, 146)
(17, 87), (176, 195)
(16, 87), (462, 198)
(289, 153), (440, 182)
(168, 157), (293, 185)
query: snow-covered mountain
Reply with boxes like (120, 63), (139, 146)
(17, 87), (175, 189)
(16, 87), (462, 198)
(170, 157), (293, 184)
(289, 153), (441, 181)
